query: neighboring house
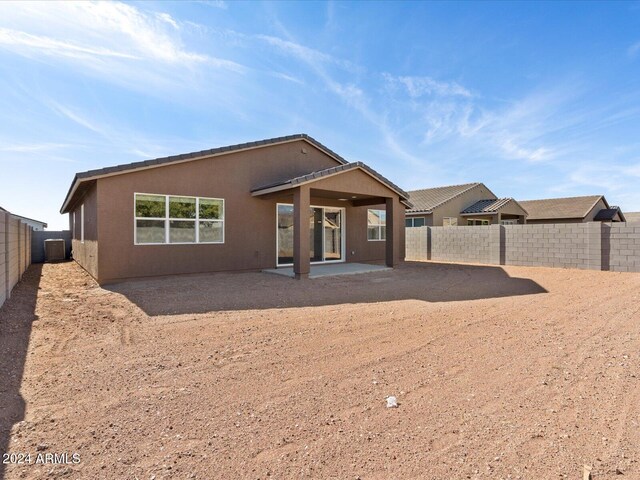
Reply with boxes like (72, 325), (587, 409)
(625, 212), (640, 223)
(10, 214), (47, 231)
(60, 134), (411, 283)
(0, 206), (47, 230)
(519, 195), (625, 224)
(405, 183), (527, 226)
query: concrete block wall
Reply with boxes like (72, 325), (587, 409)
(405, 226), (430, 261)
(431, 225), (495, 264)
(608, 222), (640, 272)
(0, 213), (6, 307)
(31, 230), (72, 263)
(0, 212), (34, 309)
(503, 223), (592, 269)
(405, 222), (640, 273)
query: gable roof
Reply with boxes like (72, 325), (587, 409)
(593, 206), (626, 222)
(519, 195), (606, 220)
(460, 198), (528, 216)
(60, 134), (348, 213)
(406, 183), (496, 214)
(251, 162), (412, 207)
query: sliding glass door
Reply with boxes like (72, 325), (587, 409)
(277, 204), (345, 266)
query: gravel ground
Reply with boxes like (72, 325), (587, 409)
(1, 261), (639, 479)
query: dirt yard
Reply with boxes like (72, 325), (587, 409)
(1, 261), (639, 479)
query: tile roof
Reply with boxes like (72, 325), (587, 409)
(460, 198), (522, 214)
(251, 162), (412, 205)
(61, 134), (348, 213)
(406, 183), (487, 213)
(519, 195), (605, 220)
(73, 134), (347, 181)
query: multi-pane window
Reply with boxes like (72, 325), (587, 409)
(367, 209), (386, 241)
(443, 217), (458, 227)
(467, 219), (490, 226)
(405, 217), (425, 227)
(135, 193), (224, 245)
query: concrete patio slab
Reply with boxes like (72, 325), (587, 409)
(263, 263), (391, 278)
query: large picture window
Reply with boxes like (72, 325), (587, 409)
(367, 209), (386, 241)
(135, 193), (224, 245)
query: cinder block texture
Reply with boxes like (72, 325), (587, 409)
(431, 225), (494, 264)
(608, 223), (640, 272)
(0, 214), (34, 309)
(404, 222), (639, 273)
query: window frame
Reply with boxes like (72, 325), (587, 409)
(80, 204), (85, 243)
(133, 192), (225, 245)
(367, 208), (386, 242)
(467, 218), (490, 226)
(442, 217), (458, 227)
(405, 217), (426, 228)
(500, 219), (517, 225)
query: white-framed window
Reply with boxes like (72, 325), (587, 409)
(443, 217), (458, 227)
(134, 193), (224, 245)
(467, 218), (490, 226)
(367, 209), (386, 241)
(405, 217), (425, 228)
(500, 219), (517, 225)
(80, 204), (85, 243)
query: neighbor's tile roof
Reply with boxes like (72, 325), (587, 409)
(251, 162), (411, 205)
(593, 207), (626, 222)
(460, 198), (522, 214)
(407, 183), (486, 213)
(519, 195), (605, 220)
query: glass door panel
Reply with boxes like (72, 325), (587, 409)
(277, 204), (294, 265)
(310, 208), (323, 262)
(324, 208), (342, 261)
(277, 204), (344, 265)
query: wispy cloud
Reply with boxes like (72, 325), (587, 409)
(628, 41), (640, 58)
(0, 142), (72, 153)
(0, 1), (246, 94)
(384, 74), (472, 98)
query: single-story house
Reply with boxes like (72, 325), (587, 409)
(405, 182), (527, 226)
(0, 206), (48, 231)
(60, 134), (411, 284)
(519, 195), (625, 224)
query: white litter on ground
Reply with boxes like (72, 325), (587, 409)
(386, 396), (398, 408)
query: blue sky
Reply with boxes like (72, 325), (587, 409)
(1, 1), (640, 229)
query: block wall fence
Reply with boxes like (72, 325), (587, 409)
(406, 222), (640, 273)
(0, 211), (33, 308)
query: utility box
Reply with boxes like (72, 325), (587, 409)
(44, 239), (66, 262)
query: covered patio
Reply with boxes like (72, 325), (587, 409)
(251, 162), (411, 279)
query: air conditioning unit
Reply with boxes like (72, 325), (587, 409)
(44, 239), (66, 262)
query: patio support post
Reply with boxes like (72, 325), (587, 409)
(385, 197), (397, 267)
(293, 185), (311, 279)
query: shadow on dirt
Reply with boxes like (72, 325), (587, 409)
(0, 264), (42, 480)
(106, 261), (547, 316)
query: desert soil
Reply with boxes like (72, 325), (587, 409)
(1, 261), (639, 479)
